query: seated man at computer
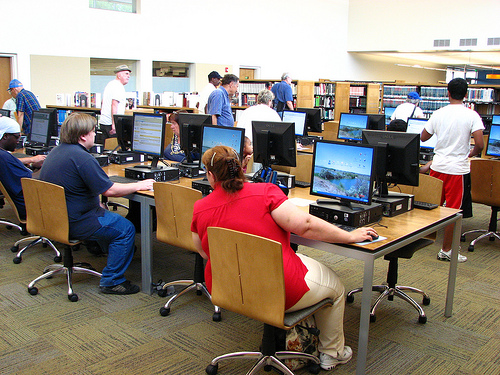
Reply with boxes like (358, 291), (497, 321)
(40, 113), (155, 295)
(0, 117), (45, 220)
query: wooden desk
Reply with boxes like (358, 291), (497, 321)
(103, 165), (462, 375)
(136, 105), (197, 113)
(46, 105), (101, 114)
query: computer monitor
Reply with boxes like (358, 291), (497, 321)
(492, 115), (500, 125)
(200, 125), (245, 169)
(281, 110), (307, 136)
(367, 114), (386, 130)
(362, 129), (420, 196)
(310, 140), (376, 208)
(338, 113), (369, 142)
(37, 108), (59, 136)
(296, 107), (322, 133)
(384, 107), (396, 125)
(406, 118), (437, 150)
(485, 123), (500, 157)
(0, 109), (10, 118)
(29, 110), (52, 147)
(177, 113), (212, 165)
(131, 112), (166, 169)
(252, 121), (296, 168)
(113, 114), (133, 151)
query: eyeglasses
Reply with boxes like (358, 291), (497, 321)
(6, 133), (21, 140)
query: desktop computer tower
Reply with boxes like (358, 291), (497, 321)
(309, 201), (383, 227)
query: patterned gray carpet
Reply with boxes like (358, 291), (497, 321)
(1, 199), (499, 374)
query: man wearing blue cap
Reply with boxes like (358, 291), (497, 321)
(7, 79), (41, 135)
(391, 91), (425, 123)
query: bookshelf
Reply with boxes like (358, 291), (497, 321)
(238, 79), (314, 109)
(314, 81), (336, 121)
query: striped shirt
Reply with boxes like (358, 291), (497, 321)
(16, 89), (41, 134)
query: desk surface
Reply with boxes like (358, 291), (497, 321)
(136, 105), (197, 112)
(46, 105), (101, 113)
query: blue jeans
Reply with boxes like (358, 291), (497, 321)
(86, 210), (136, 287)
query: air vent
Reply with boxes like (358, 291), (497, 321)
(487, 37), (500, 46)
(434, 39), (450, 47)
(459, 38), (477, 47)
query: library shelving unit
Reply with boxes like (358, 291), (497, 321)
(314, 80), (336, 121)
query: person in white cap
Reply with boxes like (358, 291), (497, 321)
(98, 64), (131, 142)
(0, 117), (45, 219)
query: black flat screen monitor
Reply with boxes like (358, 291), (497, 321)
(200, 125), (245, 169)
(338, 113), (369, 142)
(362, 129), (420, 196)
(113, 114), (133, 151)
(384, 107), (396, 125)
(131, 112), (166, 168)
(486, 123), (500, 157)
(406, 118), (437, 150)
(367, 114), (386, 131)
(29, 110), (53, 147)
(310, 140), (376, 208)
(37, 108), (59, 136)
(252, 121), (296, 168)
(0, 109), (10, 118)
(177, 113), (212, 164)
(296, 107), (322, 133)
(492, 115), (500, 125)
(281, 110), (307, 136)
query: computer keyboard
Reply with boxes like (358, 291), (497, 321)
(413, 201), (439, 210)
(109, 175), (138, 184)
(294, 180), (310, 188)
(335, 224), (357, 232)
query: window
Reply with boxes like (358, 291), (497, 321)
(89, 0), (137, 13)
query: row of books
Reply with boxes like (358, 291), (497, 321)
(467, 88), (496, 102)
(240, 93), (257, 106)
(142, 92), (199, 108)
(315, 95), (335, 108)
(349, 86), (366, 97)
(315, 83), (336, 95)
(319, 108), (335, 120)
(349, 96), (366, 108)
(383, 85), (418, 98)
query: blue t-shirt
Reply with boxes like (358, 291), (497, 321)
(207, 86), (234, 127)
(271, 80), (293, 111)
(0, 149), (32, 220)
(39, 143), (113, 239)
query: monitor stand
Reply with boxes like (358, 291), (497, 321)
(315, 198), (366, 212)
(177, 161), (204, 178)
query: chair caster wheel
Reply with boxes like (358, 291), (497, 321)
(205, 363), (218, 375)
(54, 256), (62, 262)
(68, 294), (79, 302)
(468, 244), (474, 252)
(460, 235), (465, 242)
(308, 362), (321, 374)
(21, 229), (29, 236)
(422, 296), (430, 305)
(264, 364), (272, 371)
(212, 312), (221, 322)
(10, 245), (18, 253)
(42, 243), (48, 248)
(196, 290), (203, 296)
(418, 315), (427, 324)
(13, 257), (22, 264)
(370, 314), (376, 323)
(157, 288), (168, 297)
(159, 307), (170, 316)
(6, 225), (12, 230)
(28, 287), (38, 295)
(346, 294), (354, 303)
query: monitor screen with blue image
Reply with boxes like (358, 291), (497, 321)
(486, 124), (500, 157)
(337, 113), (369, 141)
(407, 118), (437, 150)
(200, 125), (245, 169)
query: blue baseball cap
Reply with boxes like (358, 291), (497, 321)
(407, 91), (421, 100)
(7, 79), (23, 91)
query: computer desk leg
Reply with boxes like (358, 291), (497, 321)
(356, 258), (375, 375)
(139, 196), (154, 295)
(445, 213), (462, 317)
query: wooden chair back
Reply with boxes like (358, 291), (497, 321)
(272, 152), (313, 183)
(104, 137), (118, 151)
(153, 182), (202, 252)
(389, 174), (443, 205)
(207, 227), (287, 328)
(470, 158), (500, 207)
(0, 180), (25, 223)
(20, 178), (72, 245)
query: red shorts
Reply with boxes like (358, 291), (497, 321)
(430, 170), (472, 218)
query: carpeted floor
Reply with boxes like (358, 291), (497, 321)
(0, 199), (499, 375)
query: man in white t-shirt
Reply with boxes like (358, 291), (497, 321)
(197, 71), (222, 114)
(99, 64), (131, 142)
(421, 78), (484, 263)
(2, 97), (17, 120)
(236, 89), (281, 143)
(391, 91), (425, 123)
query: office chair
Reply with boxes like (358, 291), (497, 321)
(205, 227), (333, 375)
(461, 158), (500, 251)
(0, 180), (61, 264)
(348, 174), (445, 324)
(21, 178), (101, 302)
(153, 182), (221, 321)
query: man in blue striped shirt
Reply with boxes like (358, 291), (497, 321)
(207, 74), (239, 127)
(7, 79), (41, 134)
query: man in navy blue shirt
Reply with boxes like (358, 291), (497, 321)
(40, 113), (154, 295)
(207, 74), (239, 127)
(7, 79), (41, 135)
(271, 73), (294, 112)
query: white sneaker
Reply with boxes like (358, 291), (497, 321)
(437, 249), (467, 263)
(319, 346), (353, 370)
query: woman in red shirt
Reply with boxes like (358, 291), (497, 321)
(191, 145), (377, 370)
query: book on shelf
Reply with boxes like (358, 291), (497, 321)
(349, 86), (365, 96)
(125, 91), (139, 110)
